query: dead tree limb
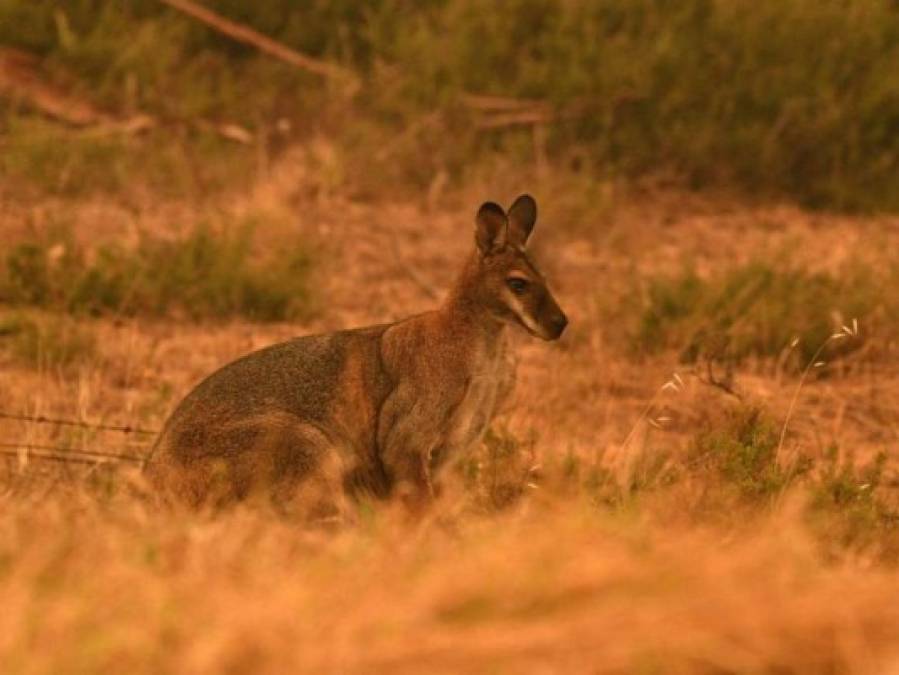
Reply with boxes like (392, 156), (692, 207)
(0, 46), (107, 126)
(461, 93), (552, 113)
(156, 0), (357, 88)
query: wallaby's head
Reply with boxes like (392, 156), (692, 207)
(468, 194), (568, 341)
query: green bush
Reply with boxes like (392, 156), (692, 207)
(0, 0), (330, 198)
(686, 405), (898, 559)
(1, 1), (897, 209)
(0, 117), (254, 199)
(688, 406), (811, 502)
(631, 259), (886, 363)
(0, 221), (315, 322)
(809, 448), (898, 558)
(364, 0), (899, 210)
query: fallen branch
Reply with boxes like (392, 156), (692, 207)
(461, 93), (551, 113)
(79, 114), (158, 137)
(463, 91), (646, 129)
(191, 119), (254, 144)
(0, 46), (107, 126)
(156, 0), (357, 89)
(474, 110), (552, 129)
(462, 92), (553, 129)
(461, 93), (553, 173)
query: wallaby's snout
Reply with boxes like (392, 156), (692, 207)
(527, 288), (567, 341)
(545, 303), (569, 341)
(474, 194), (569, 342)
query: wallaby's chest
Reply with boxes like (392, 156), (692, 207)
(377, 317), (514, 473)
(438, 336), (512, 456)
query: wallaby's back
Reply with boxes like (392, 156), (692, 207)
(147, 323), (395, 506)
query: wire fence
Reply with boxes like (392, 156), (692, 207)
(0, 411), (156, 466)
(0, 443), (145, 464)
(0, 412), (158, 435)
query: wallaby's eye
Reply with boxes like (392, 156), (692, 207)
(506, 277), (529, 294)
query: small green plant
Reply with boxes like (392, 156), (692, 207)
(456, 426), (537, 511)
(808, 448), (899, 560)
(688, 405), (812, 502)
(682, 404), (898, 559)
(0, 220), (316, 322)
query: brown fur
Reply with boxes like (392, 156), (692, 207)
(144, 195), (567, 509)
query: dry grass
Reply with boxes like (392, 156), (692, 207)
(3, 491), (899, 674)
(2, 149), (899, 673)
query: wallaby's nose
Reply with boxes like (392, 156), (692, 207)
(550, 313), (568, 339)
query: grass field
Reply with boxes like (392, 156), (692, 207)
(3, 164), (899, 672)
(2, 3), (899, 673)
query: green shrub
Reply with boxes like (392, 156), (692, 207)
(540, 402), (898, 560)
(631, 260), (885, 363)
(688, 406), (811, 502)
(684, 406), (897, 558)
(1, 1), (898, 209)
(809, 448), (899, 559)
(360, 0), (899, 210)
(0, 220), (316, 322)
(0, 0), (327, 198)
(0, 117), (255, 200)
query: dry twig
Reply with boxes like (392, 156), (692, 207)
(695, 357), (744, 401)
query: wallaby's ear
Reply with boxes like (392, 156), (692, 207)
(507, 194), (537, 248)
(475, 201), (508, 255)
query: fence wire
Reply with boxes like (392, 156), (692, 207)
(0, 442), (145, 464)
(0, 411), (155, 466)
(0, 411), (158, 435)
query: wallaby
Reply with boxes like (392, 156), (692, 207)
(145, 195), (567, 510)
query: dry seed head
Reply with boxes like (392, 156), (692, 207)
(661, 373), (685, 394)
(838, 319), (859, 338)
